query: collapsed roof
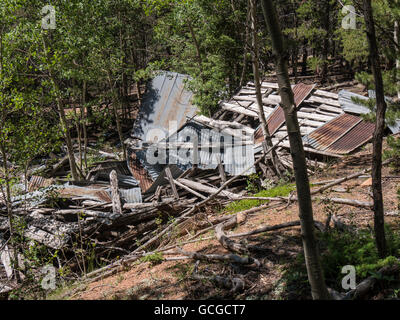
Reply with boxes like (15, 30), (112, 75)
(127, 72), (399, 193)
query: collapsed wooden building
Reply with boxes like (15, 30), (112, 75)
(2, 70), (399, 294)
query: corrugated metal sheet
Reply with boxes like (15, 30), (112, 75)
(293, 83), (316, 107)
(266, 106), (285, 136)
(339, 90), (370, 115)
(59, 185), (112, 202)
(303, 113), (361, 151)
(368, 90), (400, 134)
(254, 106), (284, 144)
(128, 152), (154, 192)
(167, 121), (255, 176)
(325, 120), (375, 154)
(28, 176), (54, 192)
(339, 89), (400, 134)
(120, 188), (142, 204)
(254, 83), (315, 144)
(132, 71), (198, 143)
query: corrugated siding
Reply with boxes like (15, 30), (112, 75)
(120, 188), (142, 204)
(144, 165), (183, 195)
(325, 120), (375, 154)
(338, 90), (370, 115)
(303, 113), (361, 150)
(266, 106), (285, 135)
(59, 186), (112, 202)
(167, 121), (255, 176)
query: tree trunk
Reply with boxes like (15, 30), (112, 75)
(249, 0), (281, 177)
(320, 0), (330, 83)
(362, 0), (387, 258)
(82, 80), (88, 171)
(261, 0), (331, 300)
(108, 75), (127, 161)
(394, 21), (400, 99)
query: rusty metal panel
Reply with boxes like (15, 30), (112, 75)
(304, 113), (361, 150)
(133, 71), (198, 143)
(128, 153), (154, 192)
(255, 83), (315, 144)
(59, 186), (112, 203)
(28, 176), (54, 192)
(293, 83), (316, 108)
(266, 106), (285, 136)
(325, 120), (375, 154)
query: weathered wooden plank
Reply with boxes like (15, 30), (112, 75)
(221, 102), (258, 117)
(173, 179), (207, 200)
(165, 167), (179, 200)
(217, 155), (227, 184)
(313, 89), (339, 100)
(318, 104), (343, 114)
(24, 226), (70, 250)
(110, 170), (122, 215)
(296, 111), (334, 122)
(177, 178), (239, 200)
(307, 95), (341, 107)
(0, 239), (13, 279)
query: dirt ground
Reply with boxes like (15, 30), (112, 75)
(56, 142), (399, 300)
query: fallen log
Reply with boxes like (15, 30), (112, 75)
(177, 247), (260, 267)
(172, 179), (207, 200)
(177, 178), (239, 200)
(234, 195), (373, 208)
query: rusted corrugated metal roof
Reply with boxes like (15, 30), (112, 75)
(254, 83), (315, 144)
(254, 106), (285, 144)
(325, 120), (375, 154)
(266, 106), (285, 136)
(293, 83), (316, 107)
(303, 113), (361, 151)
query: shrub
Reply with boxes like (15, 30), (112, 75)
(223, 183), (295, 214)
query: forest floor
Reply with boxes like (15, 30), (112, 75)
(47, 139), (400, 300)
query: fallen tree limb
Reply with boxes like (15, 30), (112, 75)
(310, 158), (393, 195)
(177, 247), (260, 267)
(229, 221), (301, 238)
(234, 195), (373, 208)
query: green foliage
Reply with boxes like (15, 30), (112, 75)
(224, 183), (295, 214)
(140, 252), (164, 265)
(283, 225), (400, 298)
(152, 0), (248, 115)
(307, 56), (326, 73)
(246, 173), (261, 193)
(319, 226), (400, 282)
